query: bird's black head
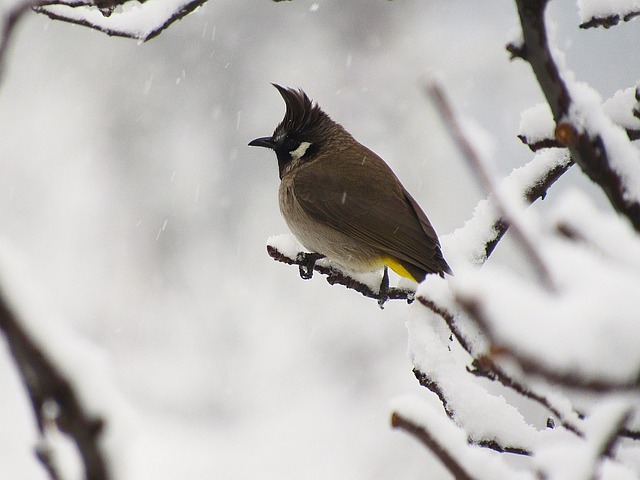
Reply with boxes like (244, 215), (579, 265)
(249, 84), (335, 178)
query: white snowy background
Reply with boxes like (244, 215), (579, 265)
(0, 1), (639, 478)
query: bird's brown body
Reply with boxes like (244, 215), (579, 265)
(250, 85), (451, 283)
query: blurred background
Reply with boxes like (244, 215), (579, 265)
(0, 1), (638, 478)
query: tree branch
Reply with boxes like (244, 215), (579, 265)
(0, 287), (110, 479)
(416, 296), (584, 438)
(518, 127), (640, 152)
(579, 10), (640, 29)
(514, 0), (640, 231)
(427, 81), (557, 289)
(0, 0), (36, 82)
(391, 412), (478, 480)
(517, 85), (640, 152)
(456, 294), (640, 391)
(483, 151), (572, 259)
(411, 368), (533, 456)
(31, 0), (208, 42)
(266, 244), (415, 305)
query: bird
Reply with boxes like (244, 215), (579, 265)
(249, 84), (451, 302)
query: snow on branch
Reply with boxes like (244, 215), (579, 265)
(534, 400), (633, 479)
(518, 87), (640, 151)
(453, 190), (640, 391)
(406, 7), (640, 473)
(391, 396), (534, 480)
(266, 236), (415, 306)
(511, 0), (640, 232)
(416, 295), (585, 438)
(427, 81), (572, 279)
(32, 0), (207, 41)
(412, 191), (640, 475)
(0, 0), (206, 81)
(0, 245), (130, 479)
(577, 0), (640, 29)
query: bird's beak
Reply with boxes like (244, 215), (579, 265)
(248, 136), (276, 149)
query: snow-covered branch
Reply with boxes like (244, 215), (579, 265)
(0, 0), (207, 83)
(33, 0), (207, 41)
(518, 87), (640, 152)
(416, 295), (584, 437)
(402, 5), (640, 475)
(266, 239), (415, 306)
(391, 397), (535, 480)
(428, 81), (564, 288)
(0, 291), (109, 479)
(1, 0), (206, 49)
(511, 0), (640, 232)
(577, 0), (640, 29)
(391, 409), (478, 480)
(0, 246), (130, 480)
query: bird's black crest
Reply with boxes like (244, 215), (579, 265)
(271, 84), (328, 142)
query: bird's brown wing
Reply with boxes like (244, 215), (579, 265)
(292, 146), (450, 277)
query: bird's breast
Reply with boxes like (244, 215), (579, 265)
(278, 174), (383, 273)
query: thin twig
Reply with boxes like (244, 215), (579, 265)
(412, 368), (455, 420)
(426, 81), (556, 290)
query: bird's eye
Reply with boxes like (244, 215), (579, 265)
(282, 138), (299, 152)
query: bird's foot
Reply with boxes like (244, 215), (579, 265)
(378, 267), (390, 309)
(296, 252), (325, 280)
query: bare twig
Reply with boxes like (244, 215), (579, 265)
(427, 81), (556, 290)
(35, 442), (63, 480)
(0, 289), (109, 479)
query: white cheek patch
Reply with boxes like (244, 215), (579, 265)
(290, 141), (312, 160)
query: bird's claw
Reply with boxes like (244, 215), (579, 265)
(377, 267), (390, 309)
(296, 252), (325, 280)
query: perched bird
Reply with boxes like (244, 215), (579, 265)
(249, 84), (451, 298)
